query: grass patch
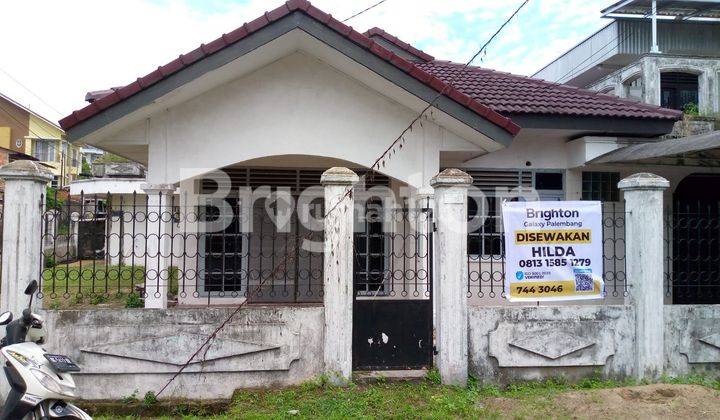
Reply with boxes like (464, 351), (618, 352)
(41, 262), (146, 309)
(85, 373), (720, 419)
(227, 381), (488, 419)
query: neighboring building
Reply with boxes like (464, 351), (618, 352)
(534, 0), (720, 136)
(0, 91), (82, 188)
(81, 144), (105, 167)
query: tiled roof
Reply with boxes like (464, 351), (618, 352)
(364, 26), (681, 121)
(59, 0), (518, 136)
(417, 61), (682, 120)
(60, 1), (681, 135)
(364, 27), (434, 62)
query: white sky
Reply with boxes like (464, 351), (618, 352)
(0, 0), (610, 124)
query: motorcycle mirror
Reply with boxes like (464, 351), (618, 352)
(24, 280), (38, 296)
(0, 311), (12, 326)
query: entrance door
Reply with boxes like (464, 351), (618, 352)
(352, 200), (433, 370)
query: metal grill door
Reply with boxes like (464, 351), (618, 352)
(352, 202), (433, 370)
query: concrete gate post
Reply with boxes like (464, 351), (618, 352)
(430, 169), (472, 386)
(618, 173), (669, 381)
(321, 167), (358, 385)
(141, 183), (176, 309)
(0, 161), (53, 316)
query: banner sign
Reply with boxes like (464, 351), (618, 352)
(502, 201), (604, 301)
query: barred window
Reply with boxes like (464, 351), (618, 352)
(582, 172), (620, 201)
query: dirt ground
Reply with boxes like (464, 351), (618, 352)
(487, 384), (720, 419)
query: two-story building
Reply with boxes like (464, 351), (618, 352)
(534, 0), (720, 137)
(0, 91), (82, 188)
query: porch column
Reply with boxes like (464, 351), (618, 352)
(618, 173), (668, 381)
(0, 161), (53, 315)
(321, 167), (358, 385)
(430, 169), (472, 386)
(142, 183), (175, 309)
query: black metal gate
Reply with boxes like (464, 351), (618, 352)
(352, 200), (433, 370)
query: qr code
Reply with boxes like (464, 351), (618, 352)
(574, 272), (594, 292)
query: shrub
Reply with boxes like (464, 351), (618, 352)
(125, 293), (143, 308)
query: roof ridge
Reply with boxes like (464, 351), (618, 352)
(59, 0), (519, 136)
(424, 60), (681, 118)
(0, 90), (63, 131)
(363, 27), (434, 62)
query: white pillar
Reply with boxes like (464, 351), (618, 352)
(321, 167), (358, 385)
(0, 161), (53, 316)
(641, 58), (661, 106)
(650, 0), (660, 53)
(430, 169), (472, 386)
(618, 173), (668, 381)
(142, 183), (175, 309)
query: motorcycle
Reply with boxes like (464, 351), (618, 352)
(0, 280), (91, 419)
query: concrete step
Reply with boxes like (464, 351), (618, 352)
(353, 369), (428, 384)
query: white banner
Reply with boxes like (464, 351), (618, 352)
(502, 201), (604, 302)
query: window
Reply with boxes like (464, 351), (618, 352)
(464, 170), (565, 256)
(51, 176), (59, 189)
(465, 170), (533, 256)
(582, 172), (620, 201)
(354, 198), (386, 295)
(535, 172), (564, 201)
(33, 139), (56, 162)
(71, 149), (79, 167)
(661, 72), (699, 111)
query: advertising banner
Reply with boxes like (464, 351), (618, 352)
(502, 201), (604, 301)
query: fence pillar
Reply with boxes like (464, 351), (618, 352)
(321, 167), (358, 385)
(430, 169), (472, 386)
(0, 161), (53, 316)
(618, 173), (668, 381)
(142, 184), (175, 309)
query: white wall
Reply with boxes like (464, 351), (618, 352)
(100, 51), (489, 190)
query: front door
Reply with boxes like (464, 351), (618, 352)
(352, 200), (433, 370)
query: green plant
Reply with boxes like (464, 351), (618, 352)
(683, 102), (700, 116)
(90, 294), (109, 305)
(81, 158), (92, 177)
(142, 391), (158, 406)
(426, 367), (441, 385)
(45, 187), (64, 210)
(169, 266), (179, 298)
(124, 292), (143, 308)
(120, 389), (139, 404)
(70, 295), (83, 306)
(44, 257), (56, 269)
(48, 301), (60, 310)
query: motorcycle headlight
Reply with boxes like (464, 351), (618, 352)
(30, 369), (75, 397)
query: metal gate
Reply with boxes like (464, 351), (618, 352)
(352, 199), (433, 370)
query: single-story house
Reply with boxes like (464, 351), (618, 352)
(57, 0), (720, 311)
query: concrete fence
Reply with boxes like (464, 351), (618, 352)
(0, 161), (719, 401)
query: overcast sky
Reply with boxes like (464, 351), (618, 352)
(0, 0), (611, 124)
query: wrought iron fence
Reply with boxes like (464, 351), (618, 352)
(467, 202), (627, 302)
(664, 205), (720, 304)
(39, 190), (324, 308)
(353, 200), (432, 299)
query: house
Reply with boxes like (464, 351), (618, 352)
(80, 144), (105, 167)
(0, 91), (83, 188)
(534, 0), (720, 135)
(0, 0), (707, 399)
(59, 0), (691, 308)
(535, 0), (720, 304)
